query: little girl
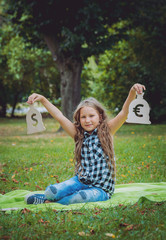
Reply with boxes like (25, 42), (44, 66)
(25, 83), (145, 205)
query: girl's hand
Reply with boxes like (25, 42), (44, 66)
(27, 93), (44, 104)
(131, 83), (146, 94)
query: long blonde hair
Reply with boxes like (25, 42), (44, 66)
(73, 97), (116, 180)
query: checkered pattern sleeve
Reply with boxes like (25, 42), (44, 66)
(77, 128), (115, 198)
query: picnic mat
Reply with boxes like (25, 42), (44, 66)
(0, 182), (166, 212)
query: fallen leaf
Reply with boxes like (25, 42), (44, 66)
(90, 229), (95, 235)
(32, 163), (38, 166)
(24, 182), (30, 186)
(23, 236), (30, 240)
(1, 178), (8, 182)
(106, 219), (118, 224)
(105, 233), (116, 238)
(38, 218), (49, 224)
(106, 221), (111, 225)
(121, 174), (126, 177)
(118, 204), (124, 207)
(35, 185), (43, 190)
(155, 202), (164, 206)
(19, 224), (27, 228)
(1, 236), (11, 239)
(21, 208), (31, 214)
(12, 179), (19, 184)
(72, 211), (85, 215)
(53, 175), (60, 183)
(140, 210), (146, 215)
(0, 163), (7, 173)
(39, 219), (44, 223)
(0, 191), (5, 195)
(78, 232), (85, 236)
(78, 231), (90, 236)
(120, 222), (136, 231)
(94, 208), (102, 215)
(52, 209), (58, 213)
(12, 187), (18, 190)
(119, 223), (130, 227)
(125, 224), (134, 231)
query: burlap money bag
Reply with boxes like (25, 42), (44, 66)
(126, 93), (151, 124)
(26, 104), (46, 134)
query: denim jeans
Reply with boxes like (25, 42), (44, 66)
(44, 176), (109, 205)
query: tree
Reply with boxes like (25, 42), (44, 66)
(4, 0), (132, 120)
(127, 0), (166, 122)
(89, 38), (148, 111)
(84, 25), (166, 122)
(3, 0), (166, 122)
(81, 0), (166, 123)
(128, 31), (166, 123)
(0, 20), (60, 117)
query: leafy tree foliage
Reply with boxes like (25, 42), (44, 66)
(83, 0), (166, 123)
(129, 32), (166, 123)
(0, 22), (60, 117)
(2, 0), (166, 122)
(85, 38), (146, 110)
(128, 0), (166, 122)
(4, 0), (134, 120)
(86, 31), (166, 123)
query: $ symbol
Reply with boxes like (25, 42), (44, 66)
(133, 104), (144, 117)
(31, 113), (38, 126)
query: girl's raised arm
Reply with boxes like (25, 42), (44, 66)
(108, 83), (146, 135)
(27, 93), (77, 138)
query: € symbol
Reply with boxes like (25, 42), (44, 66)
(31, 113), (38, 126)
(133, 104), (144, 117)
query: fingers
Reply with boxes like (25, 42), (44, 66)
(27, 93), (40, 104)
(132, 83), (146, 94)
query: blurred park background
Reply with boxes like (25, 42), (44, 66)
(0, 0), (166, 123)
(0, 2), (166, 239)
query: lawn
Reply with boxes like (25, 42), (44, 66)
(0, 118), (166, 239)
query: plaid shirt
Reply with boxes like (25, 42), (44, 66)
(77, 128), (115, 198)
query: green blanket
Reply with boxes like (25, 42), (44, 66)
(0, 182), (165, 212)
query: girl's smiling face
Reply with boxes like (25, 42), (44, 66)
(80, 106), (100, 133)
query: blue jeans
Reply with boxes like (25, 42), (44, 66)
(44, 176), (109, 205)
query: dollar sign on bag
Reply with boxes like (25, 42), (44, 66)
(31, 113), (38, 126)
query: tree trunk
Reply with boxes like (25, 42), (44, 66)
(11, 93), (19, 118)
(0, 103), (6, 117)
(57, 59), (82, 121)
(44, 35), (83, 121)
(0, 80), (7, 117)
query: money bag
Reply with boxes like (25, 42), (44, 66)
(26, 104), (46, 134)
(126, 93), (151, 124)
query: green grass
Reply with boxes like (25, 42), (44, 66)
(0, 118), (166, 239)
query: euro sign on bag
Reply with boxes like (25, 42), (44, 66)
(126, 93), (151, 124)
(26, 104), (46, 134)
